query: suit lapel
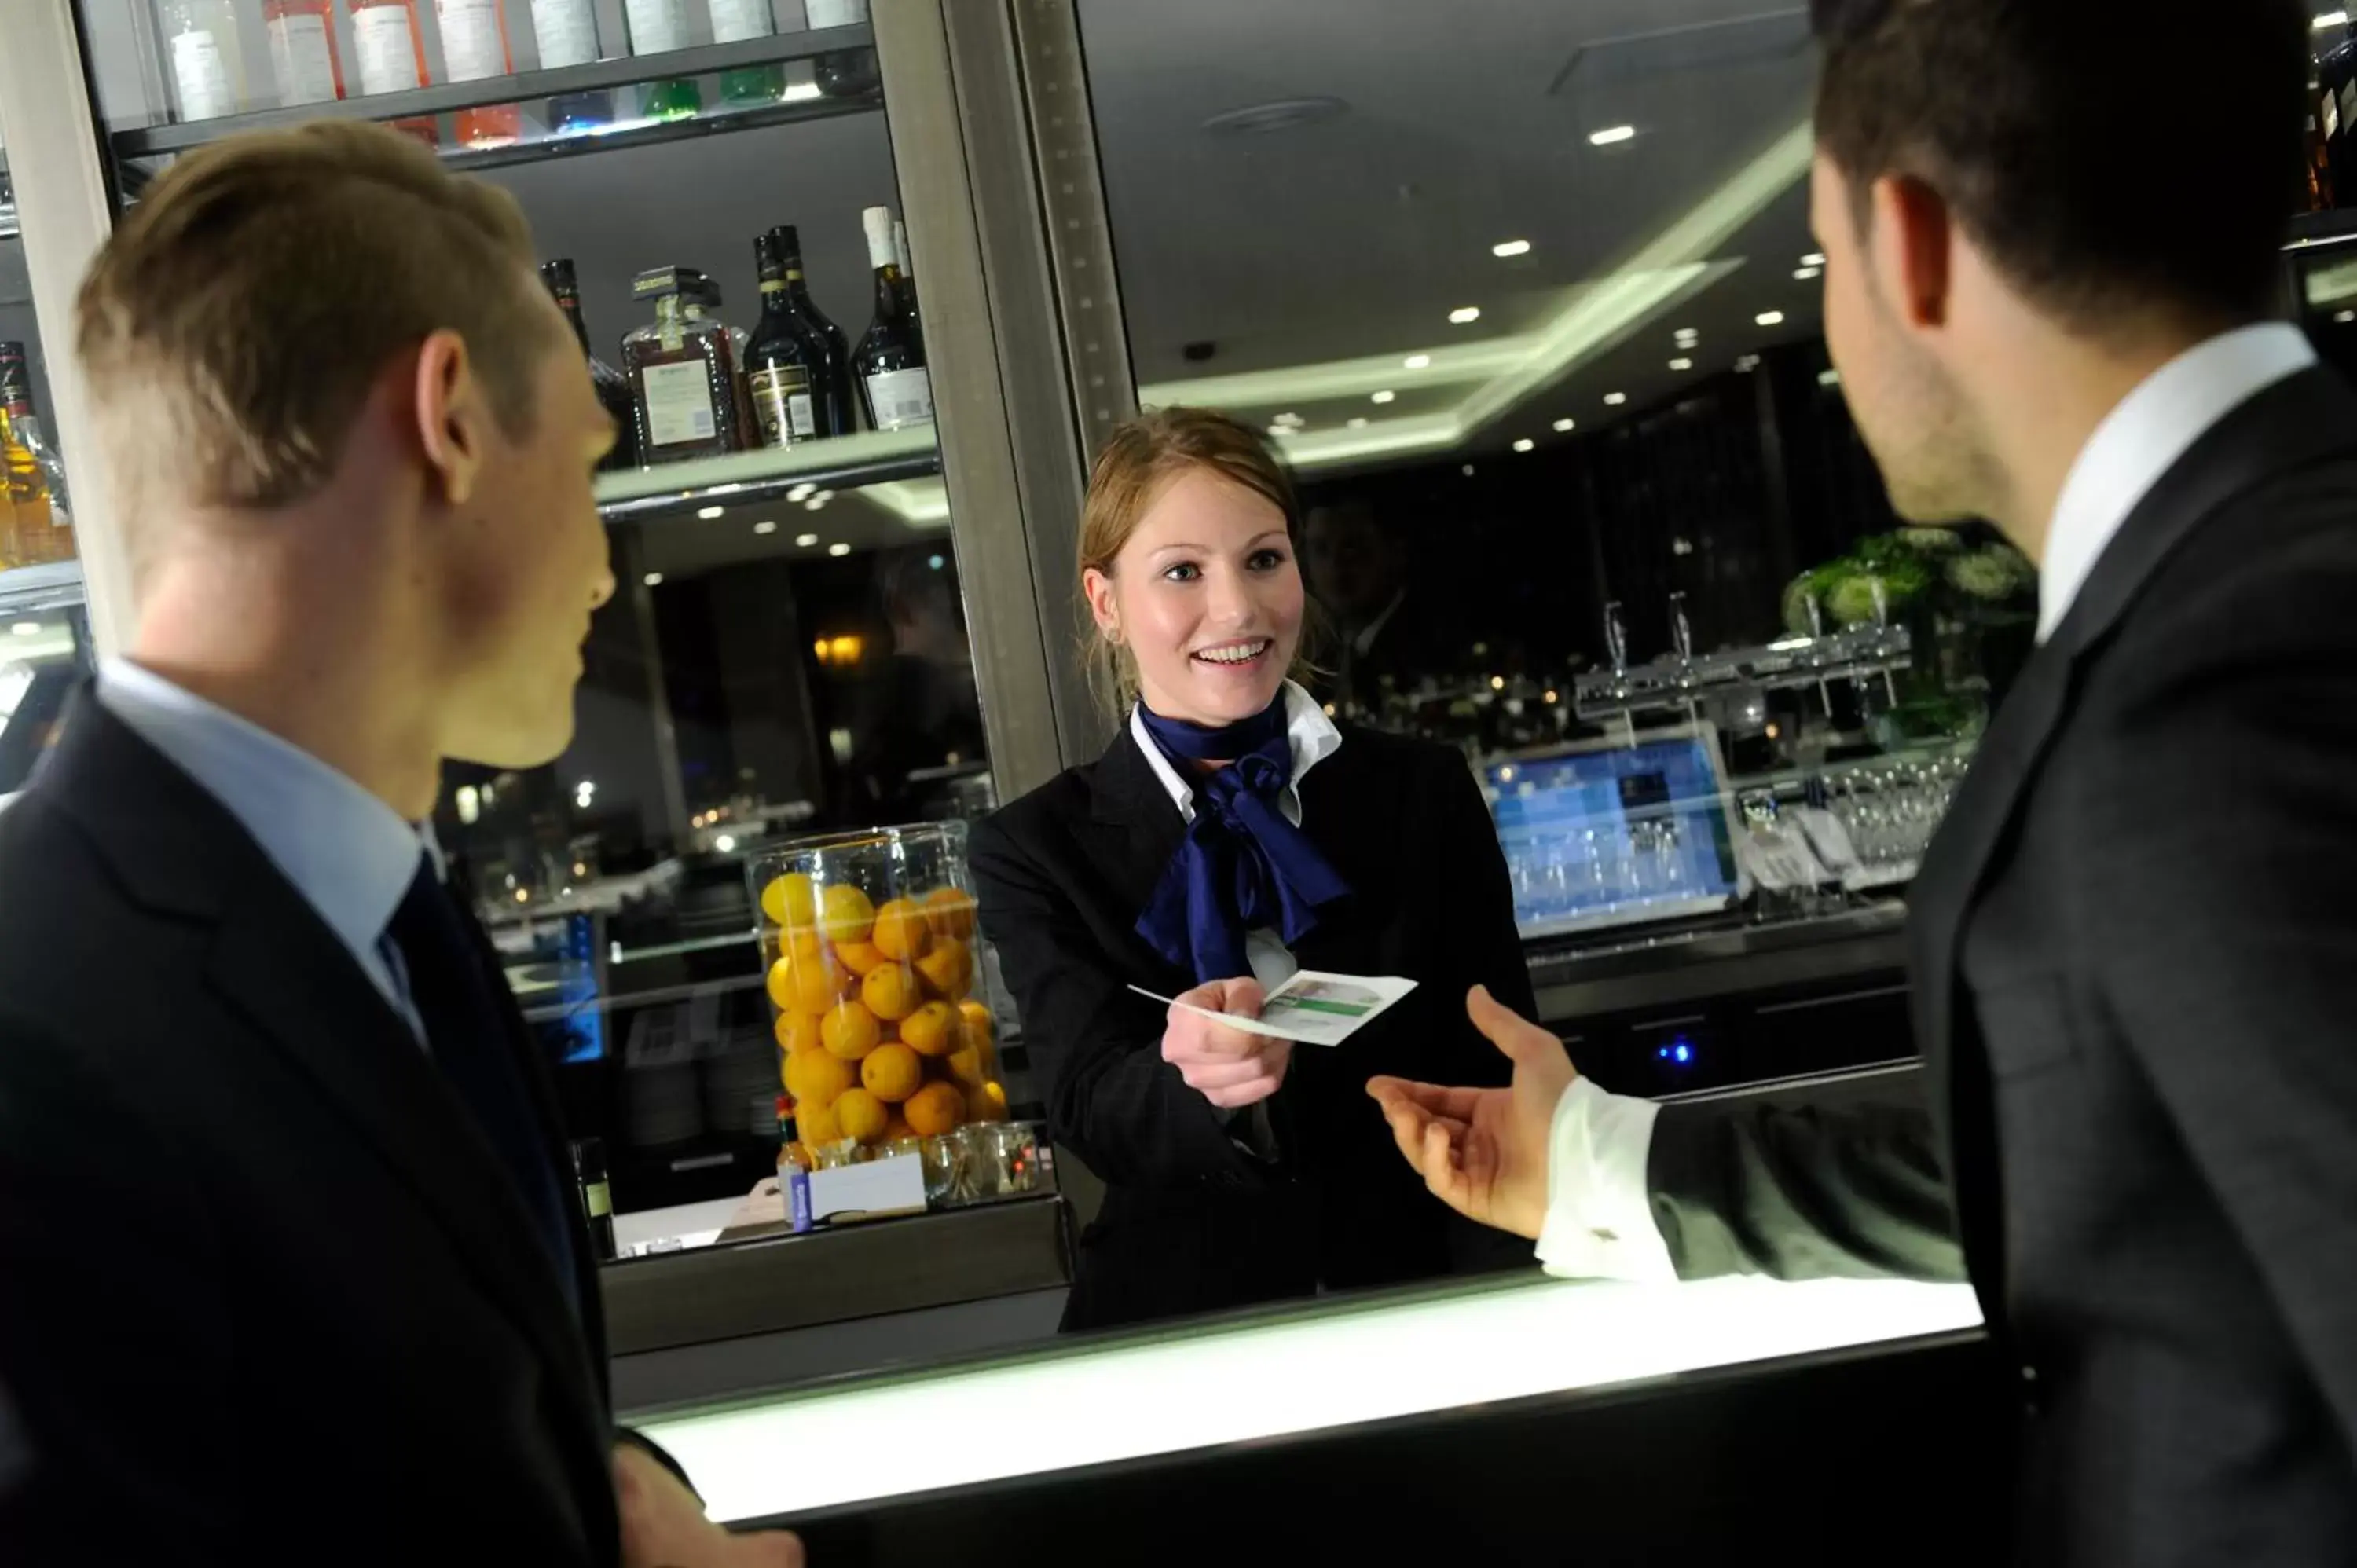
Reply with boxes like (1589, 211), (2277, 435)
(1087, 724), (1191, 914)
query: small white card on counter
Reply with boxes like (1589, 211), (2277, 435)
(808, 1154), (926, 1224)
(1128, 970), (1418, 1048)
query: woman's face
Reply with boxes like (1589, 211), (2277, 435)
(1084, 465), (1305, 727)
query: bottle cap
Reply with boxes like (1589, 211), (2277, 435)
(631, 265), (697, 301)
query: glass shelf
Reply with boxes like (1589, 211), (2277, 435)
(109, 20), (878, 172)
(594, 427), (940, 523)
(0, 560), (86, 616)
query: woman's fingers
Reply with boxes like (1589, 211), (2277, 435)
(1177, 1053), (1280, 1094)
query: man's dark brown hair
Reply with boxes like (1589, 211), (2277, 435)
(1811, 0), (2310, 327)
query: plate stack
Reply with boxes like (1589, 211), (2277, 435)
(703, 1027), (779, 1140)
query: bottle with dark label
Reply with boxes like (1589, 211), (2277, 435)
(767, 225), (856, 438)
(746, 233), (823, 449)
(570, 1138), (618, 1262)
(621, 266), (750, 463)
(852, 205), (934, 433)
(539, 261), (640, 471)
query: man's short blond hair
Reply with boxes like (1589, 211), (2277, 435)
(76, 119), (554, 527)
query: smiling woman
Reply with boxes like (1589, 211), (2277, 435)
(968, 407), (1541, 1331)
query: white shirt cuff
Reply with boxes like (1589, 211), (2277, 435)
(1535, 1076), (1679, 1284)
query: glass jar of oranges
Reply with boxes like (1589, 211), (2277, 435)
(750, 823), (1014, 1178)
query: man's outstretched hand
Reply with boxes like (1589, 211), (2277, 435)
(1366, 985), (1579, 1240)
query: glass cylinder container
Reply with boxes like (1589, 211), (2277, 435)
(750, 822), (1012, 1171)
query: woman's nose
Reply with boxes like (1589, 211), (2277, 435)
(1203, 565), (1255, 627)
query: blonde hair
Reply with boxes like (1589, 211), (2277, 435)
(1077, 405), (1325, 716)
(75, 119), (555, 569)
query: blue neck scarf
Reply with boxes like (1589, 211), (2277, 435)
(1133, 693), (1352, 983)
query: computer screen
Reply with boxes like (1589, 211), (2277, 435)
(1483, 729), (1743, 940)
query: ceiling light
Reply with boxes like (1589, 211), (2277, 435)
(828, 543), (852, 557)
(1492, 239), (1532, 258)
(1793, 266), (1822, 281)
(1589, 125), (1637, 147)
(696, 505), (724, 520)
(1757, 310), (1787, 326)
(1403, 354), (1431, 370)
(1801, 252), (1827, 266)
(1604, 392), (1628, 406)
(1552, 418), (1576, 433)
(1266, 425), (1292, 438)
(787, 483), (816, 503)
(805, 497), (827, 511)
(1670, 357), (1693, 371)
(753, 520), (779, 535)
(2318, 10), (2350, 27)
(1371, 390), (1397, 404)
(1735, 354), (1764, 373)
(1347, 417), (1369, 428)
(1448, 306), (1482, 325)
(643, 572), (664, 587)
(796, 532), (820, 548)
(1512, 438), (1535, 452)
(9, 621), (38, 637)
(1274, 412), (1304, 427)
(1819, 368), (1844, 387)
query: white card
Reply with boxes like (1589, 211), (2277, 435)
(1128, 970), (1418, 1048)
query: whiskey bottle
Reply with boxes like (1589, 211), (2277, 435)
(0, 391), (55, 566)
(539, 262), (639, 471)
(622, 267), (750, 464)
(746, 233), (822, 449)
(0, 346), (71, 565)
(768, 225), (856, 438)
(852, 205), (933, 433)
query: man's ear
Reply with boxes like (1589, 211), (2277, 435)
(412, 328), (486, 508)
(1871, 173), (1956, 332)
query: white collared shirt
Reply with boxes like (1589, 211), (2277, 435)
(1538, 321), (2319, 1286)
(96, 657), (434, 1043)
(1131, 679), (1342, 992)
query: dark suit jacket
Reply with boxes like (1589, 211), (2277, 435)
(971, 721), (1537, 1330)
(1646, 367), (2357, 1563)
(0, 702), (629, 1563)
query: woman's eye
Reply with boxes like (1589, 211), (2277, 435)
(1248, 549), (1288, 571)
(1161, 562), (1201, 583)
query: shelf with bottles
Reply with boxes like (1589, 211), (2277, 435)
(117, 3), (880, 175)
(593, 426), (937, 522)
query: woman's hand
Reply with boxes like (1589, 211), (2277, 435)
(1161, 977), (1292, 1110)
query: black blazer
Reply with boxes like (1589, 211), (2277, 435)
(1646, 366), (2357, 1563)
(971, 720), (1538, 1330)
(0, 701), (627, 1563)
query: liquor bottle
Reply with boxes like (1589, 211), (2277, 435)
(852, 205), (933, 433)
(0, 489), (19, 573)
(541, 262), (640, 471)
(621, 0), (700, 120)
(434, 0), (524, 148)
(530, 0), (611, 129)
(622, 267), (750, 463)
(570, 1138), (618, 1262)
(768, 225), (855, 437)
(346, 0), (440, 145)
(262, 0), (346, 108)
(0, 346), (73, 566)
(745, 233), (822, 450)
(156, 0), (251, 122)
(684, 287), (758, 445)
(805, 0), (878, 98)
(709, 0), (785, 105)
(892, 216), (922, 357)
(0, 392), (54, 566)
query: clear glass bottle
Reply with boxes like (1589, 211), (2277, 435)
(156, 0), (251, 122)
(433, 0), (524, 147)
(621, 267), (750, 464)
(0, 346), (73, 565)
(346, 0), (441, 145)
(262, 0), (346, 107)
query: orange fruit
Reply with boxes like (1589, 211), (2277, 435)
(871, 898), (934, 963)
(862, 963), (924, 1023)
(860, 1042), (924, 1103)
(905, 1080), (966, 1138)
(760, 872), (818, 930)
(881, 1113), (917, 1144)
(833, 1087), (888, 1144)
(797, 1097), (841, 1147)
(786, 1046), (856, 1109)
(819, 998), (882, 1061)
(772, 1009), (823, 1057)
(957, 999), (995, 1046)
(915, 937), (973, 1000)
(965, 1079), (1010, 1124)
(899, 1000), (962, 1057)
(767, 934), (850, 1016)
(834, 940), (889, 976)
(946, 1044), (988, 1086)
(819, 883), (876, 944)
(923, 886), (977, 940)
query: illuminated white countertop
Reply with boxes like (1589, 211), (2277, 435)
(640, 1271), (1985, 1524)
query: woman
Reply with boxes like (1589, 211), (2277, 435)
(970, 407), (1536, 1332)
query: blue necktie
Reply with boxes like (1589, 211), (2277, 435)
(1134, 698), (1352, 983)
(388, 855), (579, 1315)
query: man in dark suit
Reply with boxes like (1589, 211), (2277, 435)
(0, 122), (797, 1566)
(1373, 2), (2357, 1562)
